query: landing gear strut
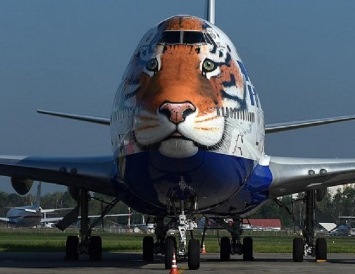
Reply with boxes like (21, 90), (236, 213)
(292, 190), (327, 262)
(58, 189), (119, 261)
(65, 189), (102, 261)
(166, 176), (200, 269)
(215, 217), (254, 261)
(142, 176), (200, 270)
(142, 217), (166, 262)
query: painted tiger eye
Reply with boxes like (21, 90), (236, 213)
(203, 59), (215, 72)
(146, 58), (158, 71)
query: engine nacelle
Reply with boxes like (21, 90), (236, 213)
(11, 177), (34, 195)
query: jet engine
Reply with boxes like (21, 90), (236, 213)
(11, 177), (33, 195)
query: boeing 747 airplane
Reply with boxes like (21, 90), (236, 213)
(1, 0), (355, 269)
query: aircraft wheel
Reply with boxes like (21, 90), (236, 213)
(167, 235), (177, 249)
(66, 235), (79, 261)
(89, 236), (102, 261)
(315, 238), (327, 261)
(293, 237), (304, 262)
(164, 236), (176, 269)
(220, 236), (231, 261)
(188, 239), (200, 270)
(243, 236), (254, 261)
(142, 236), (154, 262)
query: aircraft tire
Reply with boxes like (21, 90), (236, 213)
(167, 235), (177, 249)
(188, 239), (200, 270)
(315, 238), (327, 261)
(292, 237), (304, 262)
(66, 236), (79, 261)
(89, 236), (102, 261)
(220, 236), (231, 261)
(164, 237), (176, 269)
(142, 236), (154, 262)
(243, 236), (254, 261)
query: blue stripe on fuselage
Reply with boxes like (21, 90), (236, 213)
(113, 150), (272, 216)
(206, 162), (273, 216)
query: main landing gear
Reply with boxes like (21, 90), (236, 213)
(212, 217), (254, 262)
(142, 176), (200, 270)
(292, 190), (327, 262)
(56, 188), (119, 261)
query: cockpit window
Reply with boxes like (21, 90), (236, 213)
(183, 31), (205, 44)
(159, 31), (206, 45)
(160, 31), (181, 44)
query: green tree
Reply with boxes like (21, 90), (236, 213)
(251, 196), (294, 229)
(332, 187), (355, 220)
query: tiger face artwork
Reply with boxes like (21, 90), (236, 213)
(111, 16), (263, 159)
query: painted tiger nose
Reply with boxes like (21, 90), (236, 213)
(159, 102), (196, 124)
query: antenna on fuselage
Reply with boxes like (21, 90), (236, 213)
(206, 0), (215, 24)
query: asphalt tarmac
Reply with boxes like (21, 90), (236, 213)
(0, 252), (354, 273)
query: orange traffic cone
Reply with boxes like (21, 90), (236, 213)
(169, 252), (178, 274)
(201, 243), (207, 254)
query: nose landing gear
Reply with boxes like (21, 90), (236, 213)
(167, 176), (200, 270)
(142, 176), (200, 270)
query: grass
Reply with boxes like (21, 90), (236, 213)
(0, 228), (355, 253)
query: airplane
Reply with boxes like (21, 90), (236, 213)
(0, 182), (131, 229)
(328, 216), (355, 236)
(0, 182), (70, 227)
(129, 214), (156, 234)
(2, 0), (355, 269)
(329, 223), (355, 237)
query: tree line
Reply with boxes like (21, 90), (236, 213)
(1, 186), (354, 229)
(0, 191), (141, 226)
(252, 187), (355, 229)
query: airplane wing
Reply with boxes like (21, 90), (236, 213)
(268, 156), (355, 198)
(265, 115), (355, 134)
(40, 208), (74, 213)
(40, 214), (131, 225)
(37, 109), (110, 126)
(7, 207), (37, 212)
(0, 155), (117, 196)
(85, 214), (131, 218)
(40, 216), (65, 223)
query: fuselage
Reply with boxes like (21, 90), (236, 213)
(6, 206), (41, 227)
(110, 15), (272, 217)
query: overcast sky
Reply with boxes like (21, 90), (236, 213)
(1, 0), (355, 194)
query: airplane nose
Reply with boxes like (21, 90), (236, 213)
(159, 102), (196, 124)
